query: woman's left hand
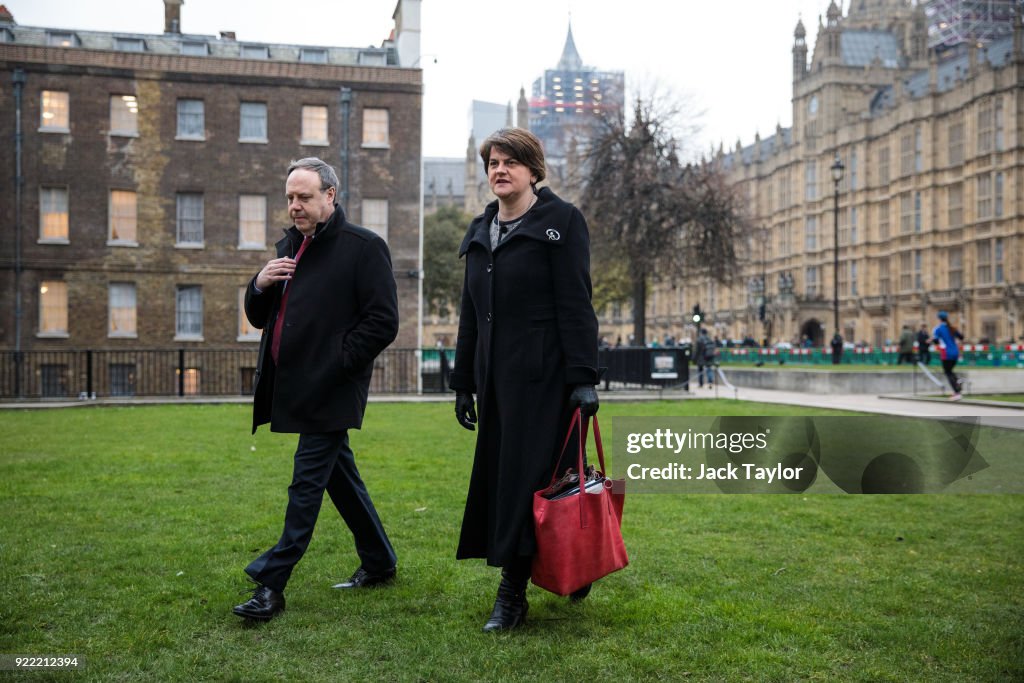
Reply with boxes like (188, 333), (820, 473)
(569, 385), (599, 417)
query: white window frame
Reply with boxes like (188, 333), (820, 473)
(238, 195), (267, 249)
(108, 190), (138, 245)
(39, 187), (69, 243)
(175, 285), (204, 341)
(176, 193), (204, 247)
(108, 282), (138, 338)
(301, 105), (329, 146)
(40, 90), (70, 132)
(239, 102), (268, 143)
(176, 99), (205, 140)
(238, 287), (261, 342)
(38, 280), (69, 338)
(362, 108), (389, 148)
(110, 94), (139, 136)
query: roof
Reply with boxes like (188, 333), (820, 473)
(0, 22), (397, 67)
(721, 128), (794, 170)
(557, 23), (584, 71)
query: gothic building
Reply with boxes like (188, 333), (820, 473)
(646, 0), (1021, 348)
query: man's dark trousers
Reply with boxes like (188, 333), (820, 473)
(245, 431), (396, 593)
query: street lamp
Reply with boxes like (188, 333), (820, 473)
(830, 154), (845, 363)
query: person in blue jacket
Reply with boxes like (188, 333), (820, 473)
(931, 311), (964, 400)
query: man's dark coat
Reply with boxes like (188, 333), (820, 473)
(246, 204), (399, 434)
(449, 187), (599, 566)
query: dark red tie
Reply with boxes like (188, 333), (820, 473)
(270, 235), (311, 365)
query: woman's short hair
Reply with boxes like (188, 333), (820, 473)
(479, 128), (546, 184)
(287, 157), (339, 192)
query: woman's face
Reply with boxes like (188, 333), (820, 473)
(487, 148), (536, 202)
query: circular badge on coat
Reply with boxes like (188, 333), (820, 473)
(545, 229), (561, 241)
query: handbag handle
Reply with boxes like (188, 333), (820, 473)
(546, 408), (609, 495)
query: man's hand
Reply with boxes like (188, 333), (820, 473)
(569, 385), (599, 417)
(255, 256), (297, 291)
(455, 392), (477, 431)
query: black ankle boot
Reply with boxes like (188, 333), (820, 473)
(482, 559), (530, 632)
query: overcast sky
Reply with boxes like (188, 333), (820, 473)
(9, 0), (834, 158)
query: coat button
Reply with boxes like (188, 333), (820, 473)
(486, 312), (493, 322)
(486, 263), (493, 273)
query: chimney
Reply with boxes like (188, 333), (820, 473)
(0, 5), (14, 23)
(164, 0), (183, 34)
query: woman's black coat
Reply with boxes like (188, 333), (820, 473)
(450, 186), (599, 566)
(245, 205), (399, 434)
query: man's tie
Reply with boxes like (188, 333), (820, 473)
(270, 235), (312, 365)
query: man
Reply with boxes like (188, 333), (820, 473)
(897, 324), (915, 364)
(695, 328), (715, 389)
(233, 158), (399, 622)
(830, 332), (844, 365)
(916, 324), (931, 365)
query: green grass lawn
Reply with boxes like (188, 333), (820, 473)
(1, 401), (1022, 681)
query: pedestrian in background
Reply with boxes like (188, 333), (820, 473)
(897, 324), (915, 364)
(695, 328), (715, 388)
(916, 324), (931, 364)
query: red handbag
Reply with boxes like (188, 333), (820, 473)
(531, 409), (628, 596)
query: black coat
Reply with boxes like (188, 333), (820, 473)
(450, 187), (599, 566)
(246, 205), (399, 434)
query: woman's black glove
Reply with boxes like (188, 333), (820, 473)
(455, 392), (477, 431)
(569, 384), (599, 417)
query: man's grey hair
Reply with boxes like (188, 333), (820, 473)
(287, 157), (339, 192)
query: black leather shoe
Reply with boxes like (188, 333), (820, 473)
(569, 583), (592, 603)
(233, 584), (285, 621)
(331, 566), (396, 589)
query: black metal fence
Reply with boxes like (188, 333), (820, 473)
(0, 348), (425, 400)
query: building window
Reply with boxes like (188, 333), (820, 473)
(977, 239), (1005, 284)
(849, 149), (857, 191)
(976, 174), (992, 219)
(804, 215), (817, 251)
(914, 191), (922, 232)
(914, 126), (923, 173)
(878, 257), (890, 295)
(300, 48), (328, 63)
(804, 266), (819, 298)
(361, 199), (389, 241)
(40, 90), (70, 132)
(108, 282), (137, 337)
(175, 285), (203, 339)
(239, 102), (268, 142)
(301, 105), (328, 145)
(948, 247), (962, 289)
(994, 172), (1004, 218)
(995, 237), (1004, 283)
(114, 37), (146, 52)
(241, 45), (269, 59)
(39, 281), (68, 336)
(849, 206), (858, 244)
(850, 261), (858, 296)
(176, 193), (204, 246)
(177, 368), (201, 395)
(176, 99), (205, 139)
(899, 192), (913, 234)
(977, 101), (993, 155)
(804, 160), (816, 201)
(238, 287), (260, 341)
(899, 252), (913, 291)
(994, 97), (1004, 152)
(110, 94), (138, 135)
(0, 27), (13, 43)
(238, 195), (266, 249)
(877, 146), (890, 185)
(39, 187), (69, 242)
(362, 108), (389, 147)
(947, 182), (963, 229)
(41, 364), (69, 398)
(181, 41), (208, 56)
(109, 190), (137, 244)
(947, 120), (964, 166)
(47, 31), (79, 47)
(109, 364), (136, 397)
(877, 200), (890, 240)
(899, 132), (914, 177)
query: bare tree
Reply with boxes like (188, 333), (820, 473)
(579, 97), (746, 345)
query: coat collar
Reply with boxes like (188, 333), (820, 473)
(278, 203), (346, 249)
(459, 187), (567, 256)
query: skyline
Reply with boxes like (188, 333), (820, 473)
(9, 0), (838, 158)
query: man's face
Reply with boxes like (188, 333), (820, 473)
(286, 168), (335, 234)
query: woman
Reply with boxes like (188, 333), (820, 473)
(449, 128), (600, 632)
(932, 311), (964, 400)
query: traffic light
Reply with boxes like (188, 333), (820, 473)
(692, 305), (704, 324)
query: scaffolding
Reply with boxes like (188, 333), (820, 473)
(926, 0), (1021, 49)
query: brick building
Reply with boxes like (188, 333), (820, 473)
(0, 1), (422, 396)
